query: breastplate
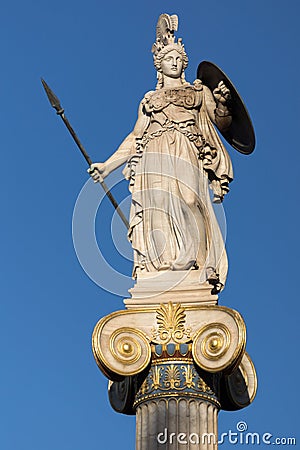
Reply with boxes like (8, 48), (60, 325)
(144, 84), (202, 113)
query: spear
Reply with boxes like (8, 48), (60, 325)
(41, 78), (129, 230)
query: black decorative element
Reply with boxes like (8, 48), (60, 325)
(109, 371), (148, 415)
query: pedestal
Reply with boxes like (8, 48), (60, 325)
(92, 271), (257, 449)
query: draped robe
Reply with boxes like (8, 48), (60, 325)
(122, 81), (233, 286)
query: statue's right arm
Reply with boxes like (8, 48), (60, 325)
(89, 100), (150, 181)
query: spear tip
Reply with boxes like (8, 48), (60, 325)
(41, 78), (64, 114)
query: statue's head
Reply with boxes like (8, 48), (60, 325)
(152, 14), (188, 88)
(154, 46), (188, 75)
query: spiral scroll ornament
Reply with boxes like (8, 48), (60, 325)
(92, 324), (151, 379)
(192, 319), (245, 373)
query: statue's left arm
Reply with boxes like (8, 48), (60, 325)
(203, 82), (232, 132)
(198, 82), (234, 203)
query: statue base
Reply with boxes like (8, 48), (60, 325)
(125, 270), (218, 309)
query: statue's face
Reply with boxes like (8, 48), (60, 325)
(160, 50), (183, 78)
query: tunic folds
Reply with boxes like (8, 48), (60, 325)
(123, 81), (233, 286)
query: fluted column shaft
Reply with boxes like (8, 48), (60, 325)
(136, 398), (218, 450)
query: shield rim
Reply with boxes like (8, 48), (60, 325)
(197, 61), (255, 155)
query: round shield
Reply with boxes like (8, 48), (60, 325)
(197, 61), (255, 154)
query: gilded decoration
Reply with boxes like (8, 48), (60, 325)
(151, 366), (162, 389)
(164, 365), (181, 389)
(92, 303), (247, 379)
(134, 356), (219, 409)
(192, 319), (246, 373)
(92, 321), (152, 379)
(181, 365), (195, 388)
(151, 302), (191, 344)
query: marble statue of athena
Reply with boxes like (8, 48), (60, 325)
(89, 14), (238, 291)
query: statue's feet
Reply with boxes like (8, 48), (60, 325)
(158, 262), (172, 271)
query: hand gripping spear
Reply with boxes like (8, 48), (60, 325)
(41, 79), (129, 230)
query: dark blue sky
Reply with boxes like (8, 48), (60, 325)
(1, 1), (299, 448)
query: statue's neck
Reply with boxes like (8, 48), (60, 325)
(162, 76), (183, 88)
